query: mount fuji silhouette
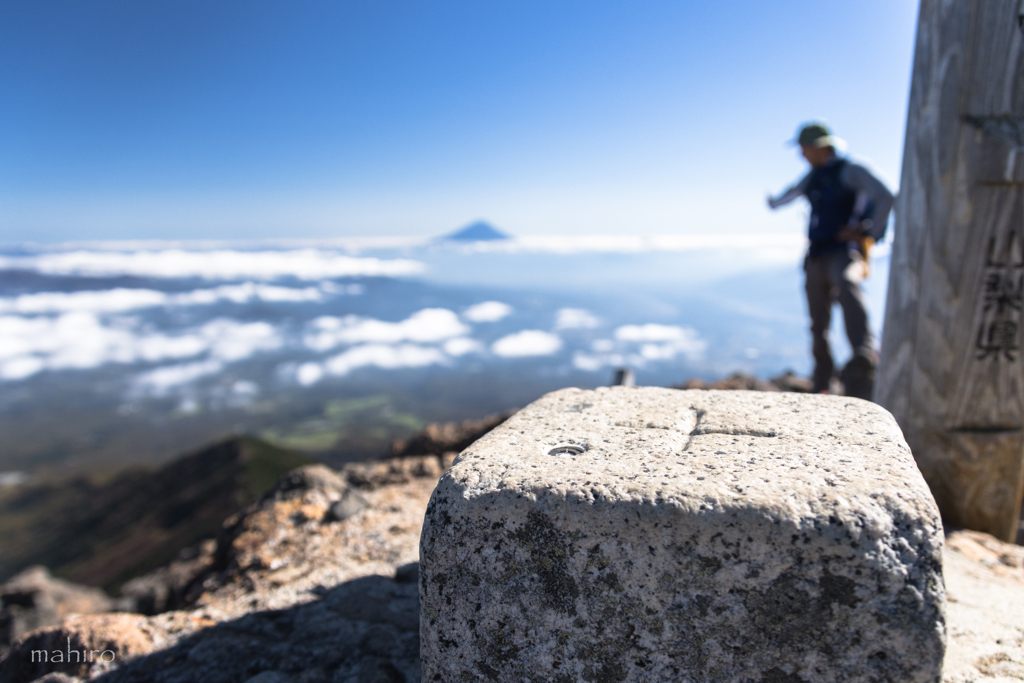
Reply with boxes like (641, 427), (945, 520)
(442, 221), (511, 242)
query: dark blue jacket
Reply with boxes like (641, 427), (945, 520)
(806, 159), (859, 257)
(768, 155), (895, 258)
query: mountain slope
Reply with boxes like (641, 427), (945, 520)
(0, 437), (311, 590)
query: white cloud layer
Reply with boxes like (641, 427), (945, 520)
(174, 283), (325, 305)
(443, 337), (483, 356)
(616, 323), (706, 359)
(324, 344), (447, 376)
(463, 301), (512, 323)
(573, 352), (634, 372)
(492, 330), (563, 357)
(304, 308), (468, 351)
(555, 308), (600, 329)
(0, 282), (326, 315)
(133, 360), (225, 394)
(294, 339), (459, 385)
(296, 362), (325, 387)
(293, 332), (482, 386)
(0, 289), (167, 314)
(0, 248), (424, 280)
(0, 313), (282, 381)
(573, 322), (707, 371)
(201, 319), (283, 361)
(615, 323), (693, 342)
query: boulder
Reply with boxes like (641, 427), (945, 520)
(326, 489), (370, 523)
(342, 455), (444, 491)
(0, 568), (113, 655)
(0, 613), (155, 682)
(420, 387), (946, 683)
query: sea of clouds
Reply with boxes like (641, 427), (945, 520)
(0, 242), (718, 396)
(0, 234), (890, 402)
(290, 303), (706, 387)
(0, 248), (424, 280)
(0, 299), (706, 387)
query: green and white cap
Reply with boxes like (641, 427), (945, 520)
(792, 122), (847, 151)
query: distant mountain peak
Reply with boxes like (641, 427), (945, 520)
(443, 221), (511, 242)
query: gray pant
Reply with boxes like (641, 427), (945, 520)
(804, 249), (874, 392)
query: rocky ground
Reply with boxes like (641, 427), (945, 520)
(0, 456), (445, 683)
(942, 531), (1024, 682)
(1, 405), (1023, 682)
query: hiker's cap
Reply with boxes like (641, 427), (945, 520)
(792, 122), (847, 151)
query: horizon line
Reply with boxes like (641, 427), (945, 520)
(2, 232), (821, 254)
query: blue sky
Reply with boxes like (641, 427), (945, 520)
(0, 1), (919, 242)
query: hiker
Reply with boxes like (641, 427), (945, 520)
(767, 122), (894, 399)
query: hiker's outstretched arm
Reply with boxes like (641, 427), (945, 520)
(767, 173), (809, 209)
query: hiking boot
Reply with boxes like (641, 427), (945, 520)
(841, 354), (876, 400)
(811, 366), (833, 394)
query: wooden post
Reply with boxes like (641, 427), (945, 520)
(877, 0), (1024, 541)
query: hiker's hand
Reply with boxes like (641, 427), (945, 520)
(837, 223), (867, 242)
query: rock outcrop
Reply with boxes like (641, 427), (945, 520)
(117, 542), (217, 616)
(0, 569), (115, 657)
(387, 410), (513, 460)
(0, 454), (438, 683)
(674, 370), (814, 393)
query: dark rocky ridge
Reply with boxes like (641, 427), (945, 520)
(0, 438), (312, 591)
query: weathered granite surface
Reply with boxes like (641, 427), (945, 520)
(420, 387), (946, 683)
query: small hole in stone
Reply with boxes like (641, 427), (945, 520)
(549, 443), (586, 456)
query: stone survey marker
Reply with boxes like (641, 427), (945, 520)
(420, 387), (945, 683)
